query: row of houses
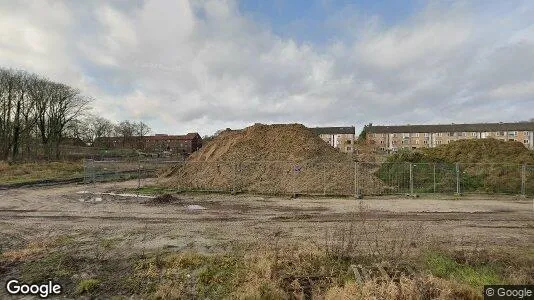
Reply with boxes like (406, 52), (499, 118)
(310, 126), (356, 153)
(304, 122), (534, 153)
(366, 122), (534, 151)
(68, 121), (534, 157)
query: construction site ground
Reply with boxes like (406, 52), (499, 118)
(1, 180), (532, 253)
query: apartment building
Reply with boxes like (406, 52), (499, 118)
(367, 122), (534, 151)
(310, 126), (356, 153)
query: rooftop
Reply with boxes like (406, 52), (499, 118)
(309, 126), (355, 135)
(367, 122), (534, 133)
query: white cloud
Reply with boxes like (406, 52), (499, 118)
(1, 0), (533, 135)
(489, 81), (534, 98)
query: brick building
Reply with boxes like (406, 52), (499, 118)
(93, 133), (202, 155)
(366, 122), (534, 151)
(310, 126), (356, 153)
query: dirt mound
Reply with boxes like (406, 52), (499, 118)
(423, 139), (534, 164)
(382, 139), (534, 194)
(145, 193), (180, 205)
(162, 124), (383, 195)
(189, 123), (350, 162)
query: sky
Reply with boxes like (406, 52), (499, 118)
(1, 0), (533, 136)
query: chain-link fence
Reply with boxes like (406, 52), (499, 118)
(83, 158), (180, 190)
(83, 159), (534, 197)
(371, 162), (534, 196)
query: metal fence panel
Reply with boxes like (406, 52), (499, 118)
(83, 159), (534, 197)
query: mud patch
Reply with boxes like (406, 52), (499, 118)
(145, 194), (181, 205)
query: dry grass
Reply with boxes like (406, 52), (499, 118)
(2, 231), (528, 299)
(1, 240), (52, 262)
(0, 161), (83, 184)
(323, 201), (431, 266)
(0, 160), (8, 172)
(324, 275), (481, 300)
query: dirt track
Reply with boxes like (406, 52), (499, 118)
(0, 180), (532, 253)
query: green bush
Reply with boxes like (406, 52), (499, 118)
(76, 278), (101, 294)
(425, 252), (500, 287)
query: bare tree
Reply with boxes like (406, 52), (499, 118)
(114, 120), (136, 149)
(89, 116), (115, 143)
(0, 68), (91, 161)
(134, 121), (151, 137)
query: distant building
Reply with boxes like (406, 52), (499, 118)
(61, 137), (87, 147)
(366, 122), (534, 151)
(93, 133), (203, 155)
(310, 126), (356, 153)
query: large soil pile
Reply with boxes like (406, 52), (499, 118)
(162, 124), (383, 195)
(423, 139), (534, 164)
(381, 139), (534, 194)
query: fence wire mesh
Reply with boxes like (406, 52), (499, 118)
(83, 159), (534, 197)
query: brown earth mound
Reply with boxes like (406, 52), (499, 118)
(145, 194), (180, 205)
(162, 124), (384, 195)
(423, 138), (534, 164)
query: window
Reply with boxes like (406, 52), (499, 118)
(415, 140), (419, 144)
(413, 133), (419, 137)
(402, 133), (410, 138)
(438, 132), (443, 137)
(423, 140), (428, 144)
(508, 131), (517, 136)
(346, 147), (352, 151)
(462, 132), (467, 137)
(524, 140), (529, 144)
(424, 133), (429, 137)
(380, 140), (384, 144)
(392, 133), (397, 137)
(472, 132), (477, 136)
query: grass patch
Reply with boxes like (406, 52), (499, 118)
(425, 251), (501, 287)
(20, 251), (79, 283)
(129, 251), (246, 299)
(0, 161), (83, 184)
(3, 233), (529, 299)
(76, 278), (101, 294)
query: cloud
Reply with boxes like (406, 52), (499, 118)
(1, 0), (533, 135)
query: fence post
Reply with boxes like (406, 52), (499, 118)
(354, 161), (359, 199)
(409, 163), (414, 195)
(83, 159), (87, 184)
(433, 163), (436, 193)
(137, 155), (141, 196)
(323, 163), (326, 196)
(521, 164), (526, 197)
(455, 162), (460, 195)
(91, 159), (96, 186)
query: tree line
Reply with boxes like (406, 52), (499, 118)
(0, 68), (150, 161)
